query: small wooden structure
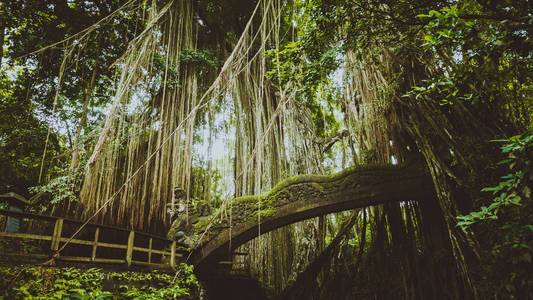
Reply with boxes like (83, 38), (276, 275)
(0, 209), (187, 269)
(0, 192), (33, 232)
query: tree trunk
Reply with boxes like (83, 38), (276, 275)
(0, 24), (5, 68)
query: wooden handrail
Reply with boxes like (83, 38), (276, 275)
(0, 209), (57, 222)
(0, 209), (172, 242)
(0, 232), (51, 241)
(0, 209), (189, 269)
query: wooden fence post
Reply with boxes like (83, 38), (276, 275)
(91, 228), (99, 261)
(170, 241), (176, 268)
(126, 230), (135, 266)
(51, 218), (63, 251)
(148, 238), (152, 264)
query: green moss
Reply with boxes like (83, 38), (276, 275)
(167, 226), (178, 240)
(225, 163), (404, 225)
(233, 195), (275, 211)
(194, 216), (213, 231)
(266, 162), (401, 197)
(252, 206), (277, 219)
(232, 164), (401, 208)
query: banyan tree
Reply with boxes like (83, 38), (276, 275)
(3, 0), (531, 298)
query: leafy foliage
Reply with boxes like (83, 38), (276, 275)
(0, 264), (199, 300)
(265, 35), (341, 138)
(457, 133), (533, 297)
(458, 134), (532, 227)
(0, 68), (59, 196)
(412, 2), (532, 129)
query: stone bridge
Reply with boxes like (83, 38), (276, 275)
(171, 163), (435, 275)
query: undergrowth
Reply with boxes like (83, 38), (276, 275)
(0, 264), (199, 300)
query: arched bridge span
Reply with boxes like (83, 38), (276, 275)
(188, 163), (435, 274)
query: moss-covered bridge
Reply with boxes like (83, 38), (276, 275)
(174, 163), (434, 275)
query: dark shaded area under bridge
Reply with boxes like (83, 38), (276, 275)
(183, 162), (435, 276)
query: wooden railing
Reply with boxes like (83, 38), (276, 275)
(0, 209), (187, 269)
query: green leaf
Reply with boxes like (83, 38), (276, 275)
(94, 292), (113, 299)
(497, 159), (512, 165)
(488, 202), (500, 211)
(481, 186), (500, 193)
(457, 221), (473, 227)
(428, 10), (441, 17)
(508, 195), (522, 205)
(424, 35), (436, 43)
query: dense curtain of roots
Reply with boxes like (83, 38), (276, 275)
(75, 0), (322, 254)
(79, 0), (202, 231)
